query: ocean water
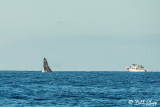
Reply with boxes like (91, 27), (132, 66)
(0, 71), (160, 107)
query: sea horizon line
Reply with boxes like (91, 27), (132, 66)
(0, 70), (160, 72)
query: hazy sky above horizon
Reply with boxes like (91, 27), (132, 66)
(0, 0), (160, 71)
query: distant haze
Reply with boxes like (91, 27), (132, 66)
(0, 0), (160, 71)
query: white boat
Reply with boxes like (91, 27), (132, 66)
(42, 58), (52, 72)
(126, 64), (147, 72)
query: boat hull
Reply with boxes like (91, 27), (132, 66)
(127, 69), (147, 72)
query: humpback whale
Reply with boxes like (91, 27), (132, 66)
(42, 58), (52, 72)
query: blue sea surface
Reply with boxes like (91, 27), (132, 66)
(0, 71), (160, 107)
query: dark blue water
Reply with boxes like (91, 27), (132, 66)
(0, 71), (160, 107)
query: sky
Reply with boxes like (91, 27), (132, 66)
(0, 0), (160, 71)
